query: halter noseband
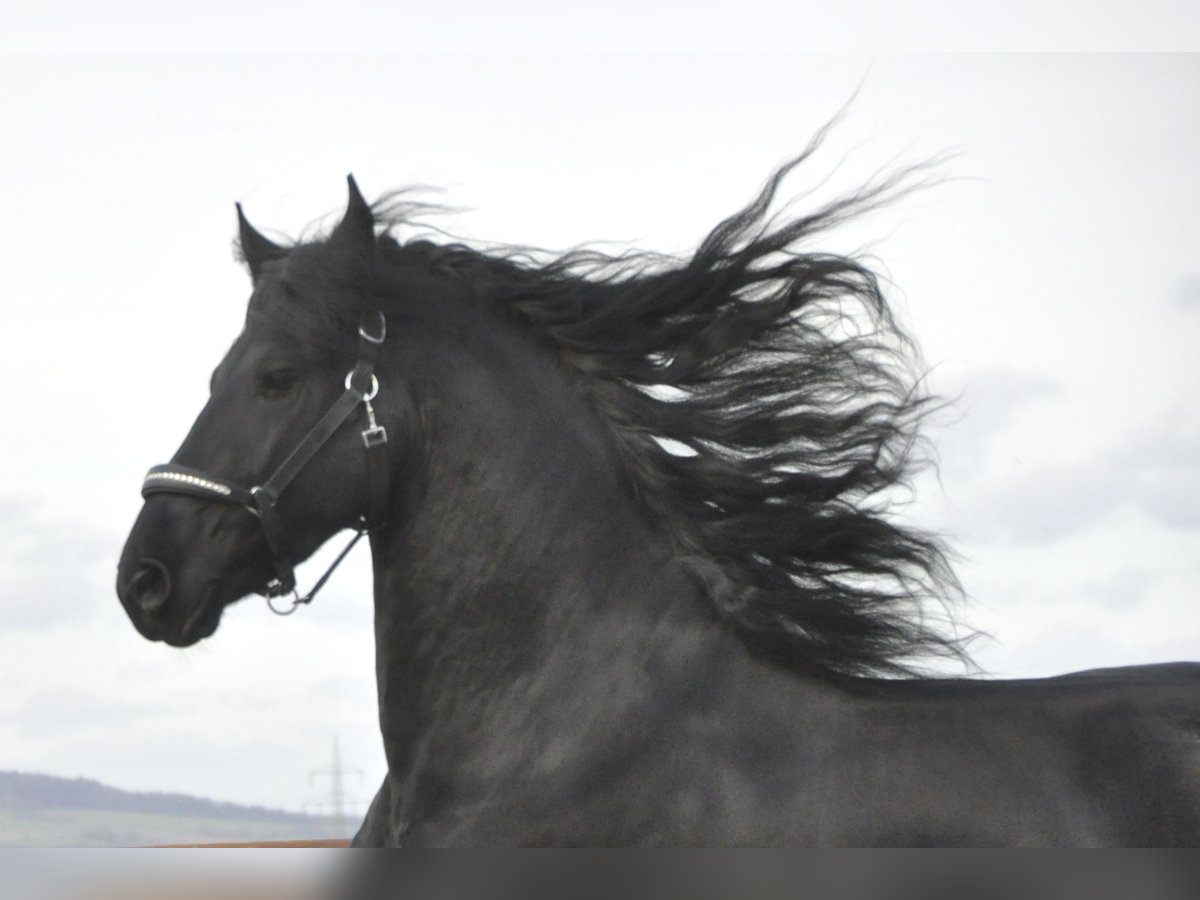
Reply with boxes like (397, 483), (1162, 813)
(140, 311), (391, 614)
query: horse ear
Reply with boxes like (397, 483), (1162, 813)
(236, 202), (287, 281)
(329, 174), (375, 249)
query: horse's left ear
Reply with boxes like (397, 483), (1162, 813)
(329, 174), (375, 249)
(236, 202), (287, 282)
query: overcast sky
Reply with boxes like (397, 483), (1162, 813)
(1, 13), (1198, 820)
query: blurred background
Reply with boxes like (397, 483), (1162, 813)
(1, 4), (1197, 846)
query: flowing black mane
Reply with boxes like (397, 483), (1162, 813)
(252, 148), (965, 677)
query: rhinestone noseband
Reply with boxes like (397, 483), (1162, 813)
(143, 470), (235, 497)
(140, 311), (391, 613)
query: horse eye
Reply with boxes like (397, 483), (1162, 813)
(258, 368), (301, 399)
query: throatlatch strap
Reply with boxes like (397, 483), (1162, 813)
(364, 434), (390, 530)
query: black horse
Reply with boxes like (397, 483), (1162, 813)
(117, 154), (1200, 846)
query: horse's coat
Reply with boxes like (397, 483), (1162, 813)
(117, 157), (1200, 846)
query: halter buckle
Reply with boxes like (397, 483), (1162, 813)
(363, 426), (388, 448)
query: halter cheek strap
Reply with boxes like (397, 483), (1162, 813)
(141, 311), (391, 611)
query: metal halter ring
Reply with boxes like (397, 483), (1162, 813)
(345, 371), (380, 401)
(267, 589), (302, 616)
(359, 315), (386, 344)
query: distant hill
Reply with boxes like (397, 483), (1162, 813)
(0, 770), (343, 847)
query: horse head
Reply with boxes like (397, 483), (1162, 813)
(116, 177), (409, 646)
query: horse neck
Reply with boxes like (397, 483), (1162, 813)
(369, 318), (702, 709)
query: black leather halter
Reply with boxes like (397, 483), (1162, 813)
(141, 311), (391, 613)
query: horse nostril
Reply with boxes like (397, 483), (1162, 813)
(129, 559), (172, 615)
